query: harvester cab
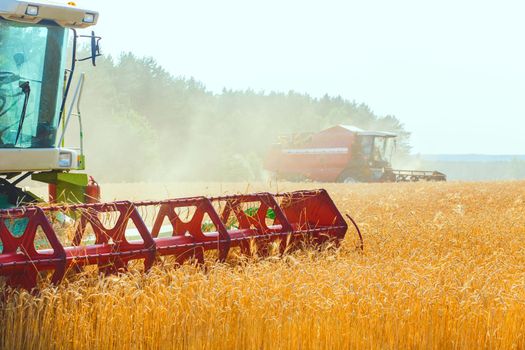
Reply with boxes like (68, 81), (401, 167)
(351, 129), (397, 182)
(0, 0), (100, 207)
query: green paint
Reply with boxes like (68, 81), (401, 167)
(221, 207), (276, 229)
(32, 171), (89, 204)
(78, 154), (86, 170)
(244, 207), (276, 220)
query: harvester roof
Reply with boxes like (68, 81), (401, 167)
(0, 0), (98, 28)
(338, 125), (397, 138)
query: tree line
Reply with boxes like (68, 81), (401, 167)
(69, 52), (410, 182)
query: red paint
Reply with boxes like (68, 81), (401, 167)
(85, 176), (100, 203)
(48, 183), (56, 203)
(264, 126), (358, 182)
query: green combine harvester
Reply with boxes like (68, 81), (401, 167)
(0, 0), (100, 211)
(0, 0), (350, 291)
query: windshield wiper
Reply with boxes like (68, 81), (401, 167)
(14, 81), (30, 145)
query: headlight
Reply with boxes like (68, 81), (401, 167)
(25, 5), (39, 16)
(83, 13), (95, 23)
(59, 153), (72, 168)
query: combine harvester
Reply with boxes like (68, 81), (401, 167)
(0, 1), (349, 290)
(265, 125), (447, 183)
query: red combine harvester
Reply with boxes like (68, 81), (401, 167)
(265, 125), (446, 183)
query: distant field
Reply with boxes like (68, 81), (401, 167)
(2, 181), (525, 349)
(420, 154), (525, 162)
(398, 154), (525, 181)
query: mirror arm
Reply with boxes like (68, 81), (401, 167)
(77, 54), (102, 63)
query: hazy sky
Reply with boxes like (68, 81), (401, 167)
(80, 0), (524, 154)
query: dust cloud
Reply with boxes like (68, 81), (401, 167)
(56, 53), (411, 185)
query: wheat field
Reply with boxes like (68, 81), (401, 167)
(2, 181), (525, 349)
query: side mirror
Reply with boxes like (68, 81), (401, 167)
(90, 31), (101, 66)
(77, 31), (102, 66)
